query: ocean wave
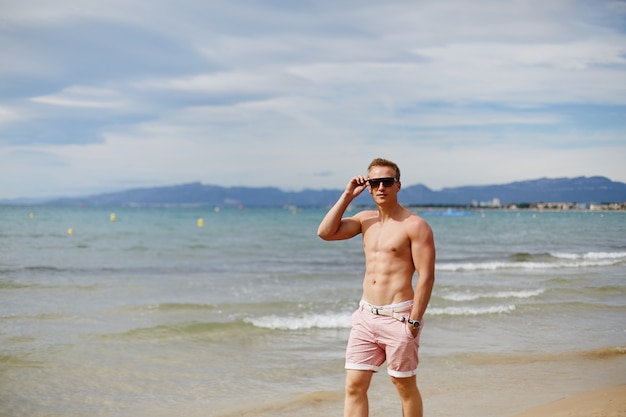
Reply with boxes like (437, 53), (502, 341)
(131, 303), (219, 313)
(551, 251), (626, 260)
(0, 278), (101, 291)
(437, 251), (626, 272)
(454, 345), (626, 365)
(0, 279), (36, 290)
(1, 312), (67, 321)
(97, 320), (254, 342)
(245, 313), (352, 330)
(0, 266), (65, 275)
(215, 390), (344, 417)
(428, 304), (516, 316)
(441, 289), (544, 302)
(0, 265), (127, 276)
(247, 304), (519, 329)
(0, 354), (44, 369)
(437, 256), (624, 272)
(580, 346), (626, 359)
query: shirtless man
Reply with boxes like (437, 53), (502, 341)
(317, 158), (436, 417)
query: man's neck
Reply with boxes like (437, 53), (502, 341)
(376, 202), (401, 221)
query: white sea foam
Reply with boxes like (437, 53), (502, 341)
(437, 261), (542, 272)
(428, 304), (516, 316)
(442, 288), (544, 302)
(247, 303), (519, 328)
(246, 313), (352, 330)
(552, 251), (626, 260)
(437, 256), (624, 272)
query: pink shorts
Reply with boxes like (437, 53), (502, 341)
(345, 300), (422, 378)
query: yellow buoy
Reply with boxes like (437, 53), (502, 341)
(197, 218), (204, 227)
(67, 228), (74, 235)
(110, 213), (116, 222)
(29, 212), (35, 218)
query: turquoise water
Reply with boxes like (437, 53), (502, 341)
(1, 206), (625, 416)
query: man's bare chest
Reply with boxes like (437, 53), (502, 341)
(362, 224), (411, 254)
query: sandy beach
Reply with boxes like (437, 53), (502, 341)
(211, 348), (625, 417)
(220, 384), (626, 417)
(509, 385), (626, 417)
(215, 384), (626, 417)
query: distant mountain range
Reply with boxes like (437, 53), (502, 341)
(28, 176), (626, 207)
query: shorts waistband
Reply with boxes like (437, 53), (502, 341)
(360, 300), (413, 321)
(360, 299), (413, 312)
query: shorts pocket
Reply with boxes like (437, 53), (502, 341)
(404, 323), (419, 339)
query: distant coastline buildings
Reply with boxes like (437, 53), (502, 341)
(470, 198), (626, 211)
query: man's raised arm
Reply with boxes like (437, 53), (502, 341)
(317, 175), (368, 241)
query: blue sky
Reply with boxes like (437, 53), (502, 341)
(1, 0), (625, 199)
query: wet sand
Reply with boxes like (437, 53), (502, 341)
(215, 349), (625, 417)
(509, 385), (626, 417)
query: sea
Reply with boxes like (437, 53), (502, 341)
(1, 205), (625, 417)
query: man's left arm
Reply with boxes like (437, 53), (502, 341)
(409, 218), (436, 322)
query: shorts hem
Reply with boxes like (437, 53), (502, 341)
(387, 368), (418, 378)
(345, 362), (380, 373)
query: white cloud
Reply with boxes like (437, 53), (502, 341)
(0, 107), (21, 123)
(1, 0), (625, 199)
(135, 70), (308, 96)
(31, 86), (127, 109)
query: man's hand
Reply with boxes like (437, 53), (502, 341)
(345, 175), (369, 199)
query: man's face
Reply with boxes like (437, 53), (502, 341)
(367, 166), (400, 201)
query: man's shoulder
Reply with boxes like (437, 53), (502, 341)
(402, 211), (433, 235)
(354, 209), (378, 219)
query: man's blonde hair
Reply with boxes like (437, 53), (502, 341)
(367, 158), (400, 180)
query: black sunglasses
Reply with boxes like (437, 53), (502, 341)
(367, 177), (398, 188)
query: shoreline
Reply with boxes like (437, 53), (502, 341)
(215, 384), (626, 417)
(508, 385), (626, 417)
(211, 348), (626, 417)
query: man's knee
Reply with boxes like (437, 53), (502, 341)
(390, 375), (419, 398)
(345, 370), (372, 396)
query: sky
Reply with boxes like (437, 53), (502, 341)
(1, 0), (625, 200)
